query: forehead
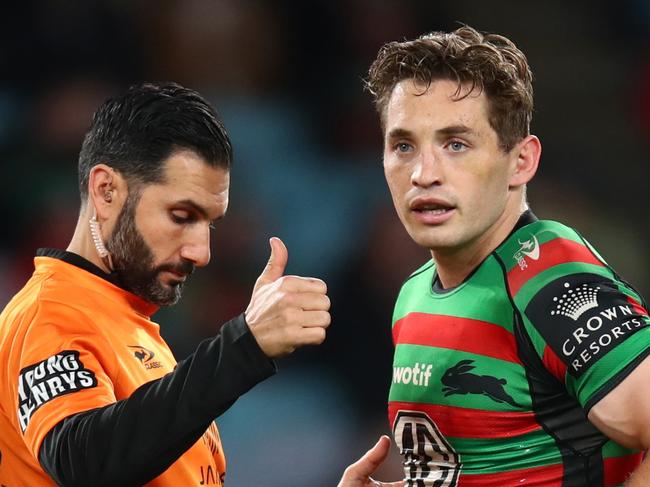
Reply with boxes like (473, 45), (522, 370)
(141, 150), (230, 217)
(384, 79), (491, 135)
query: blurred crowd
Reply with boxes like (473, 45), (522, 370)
(1, 1), (649, 485)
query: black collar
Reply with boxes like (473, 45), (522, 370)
(36, 248), (121, 286)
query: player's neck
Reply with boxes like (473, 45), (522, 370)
(432, 206), (525, 289)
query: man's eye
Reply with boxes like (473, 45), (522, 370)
(171, 211), (192, 224)
(448, 141), (467, 152)
(395, 142), (413, 153)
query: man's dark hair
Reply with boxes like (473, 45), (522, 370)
(78, 82), (233, 201)
(366, 25), (533, 152)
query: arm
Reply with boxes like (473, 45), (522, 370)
(39, 238), (331, 486)
(40, 315), (274, 486)
(588, 355), (650, 486)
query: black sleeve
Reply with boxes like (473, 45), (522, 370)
(38, 314), (276, 487)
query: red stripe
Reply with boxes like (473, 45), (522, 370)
(392, 313), (522, 364)
(457, 463), (563, 486)
(604, 453), (643, 486)
(388, 402), (540, 439)
(627, 296), (649, 317)
(542, 345), (567, 382)
(507, 238), (603, 295)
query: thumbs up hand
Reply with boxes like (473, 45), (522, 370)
(245, 237), (331, 358)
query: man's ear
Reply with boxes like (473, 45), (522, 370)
(87, 164), (126, 220)
(509, 135), (541, 188)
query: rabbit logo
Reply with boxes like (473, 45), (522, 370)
(441, 359), (520, 407)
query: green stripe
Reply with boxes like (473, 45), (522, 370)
(450, 428), (561, 472)
(514, 262), (613, 309)
(497, 220), (583, 273)
(570, 326), (650, 405)
(393, 257), (514, 332)
(390, 344), (531, 409)
(602, 440), (640, 458)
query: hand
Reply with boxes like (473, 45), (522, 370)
(338, 436), (404, 487)
(245, 237), (331, 358)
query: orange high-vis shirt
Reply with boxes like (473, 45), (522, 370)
(0, 255), (226, 486)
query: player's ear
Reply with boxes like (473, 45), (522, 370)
(509, 135), (541, 189)
(87, 164), (126, 221)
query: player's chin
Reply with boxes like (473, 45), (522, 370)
(406, 226), (452, 250)
(150, 279), (184, 306)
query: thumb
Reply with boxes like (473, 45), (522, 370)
(255, 237), (288, 288)
(350, 435), (392, 478)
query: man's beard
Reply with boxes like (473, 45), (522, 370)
(106, 194), (195, 306)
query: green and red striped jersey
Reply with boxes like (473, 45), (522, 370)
(388, 212), (650, 486)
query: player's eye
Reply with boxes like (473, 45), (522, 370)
(171, 210), (194, 224)
(447, 141), (468, 152)
(394, 142), (414, 153)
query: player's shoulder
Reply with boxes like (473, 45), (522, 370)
(14, 270), (98, 336)
(496, 217), (610, 285)
(401, 259), (436, 290)
(497, 217), (598, 262)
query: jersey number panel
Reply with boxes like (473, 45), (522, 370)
(393, 411), (460, 487)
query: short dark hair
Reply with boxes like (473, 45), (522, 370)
(366, 26), (533, 152)
(78, 82), (233, 200)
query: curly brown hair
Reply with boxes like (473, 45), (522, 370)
(366, 26), (533, 152)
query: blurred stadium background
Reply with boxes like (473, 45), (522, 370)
(1, 1), (649, 485)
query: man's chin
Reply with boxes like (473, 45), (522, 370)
(135, 280), (183, 307)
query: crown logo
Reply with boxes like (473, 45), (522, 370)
(550, 282), (600, 321)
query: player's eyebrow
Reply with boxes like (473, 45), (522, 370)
(435, 124), (476, 137)
(175, 199), (224, 221)
(386, 125), (476, 141)
(385, 128), (414, 140)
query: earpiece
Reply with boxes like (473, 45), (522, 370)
(89, 209), (114, 272)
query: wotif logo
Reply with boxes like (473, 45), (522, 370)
(514, 233), (540, 270)
(393, 362), (433, 387)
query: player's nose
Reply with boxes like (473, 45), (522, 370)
(180, 227), (211, 267)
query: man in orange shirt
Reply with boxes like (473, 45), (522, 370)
(0, 82), (331, 486)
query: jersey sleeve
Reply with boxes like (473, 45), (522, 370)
(16, 300), (117, 459)
(506, 230), (650, 412)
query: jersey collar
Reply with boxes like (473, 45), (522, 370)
(36, 248), (159, 316)
(432, 209), (538, 293)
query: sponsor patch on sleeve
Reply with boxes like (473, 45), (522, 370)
(525, 273), (649, 378)
(17, 350), (97, 432)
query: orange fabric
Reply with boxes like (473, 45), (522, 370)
(0, 256), (226, 486)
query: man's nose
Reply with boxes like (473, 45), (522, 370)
(180, 226), (211, 267)
(411, 151), (442, 188)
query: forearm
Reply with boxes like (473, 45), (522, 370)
(39, 315), (276, 487)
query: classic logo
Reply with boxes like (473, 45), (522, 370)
(128, 345), (162, 370)
(526, 273), (649, 377)
(441, 359), (520, 407)
(514, 233), (540, 270)
(393, 410), (460, 486)
(17, 351), (97, 432)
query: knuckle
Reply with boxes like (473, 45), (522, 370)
(277, 276), (292, 291)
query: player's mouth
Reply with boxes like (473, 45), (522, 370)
(409, 197), (456, 224)
(164, 270), (187, 283)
